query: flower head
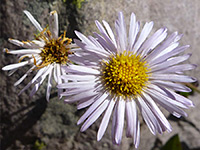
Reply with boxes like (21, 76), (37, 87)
(58, 12), (196, 148)
(2, 10), (78, 101)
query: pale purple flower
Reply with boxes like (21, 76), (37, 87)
(2, 10), (78, 101)
(58, 12), (196, 148)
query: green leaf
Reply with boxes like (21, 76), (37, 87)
(161, 134), (182, 150)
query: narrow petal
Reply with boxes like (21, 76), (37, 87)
(150, 54), (191, 72)
(4, 49), (41, 55)
(128, 12), (136, 50)
(30, 65), (53, 97)
(133, 21), (154, 54)
(97, 99), (115, 141)
(115, 98), (125, 144)
(149, 73), (196, 83)
(64, 89), (96, 103)
(145, 87), (187, 117)
(18, 65), (49, 95)
(139, 28), (167, 58)
(150, 45), (190, 66)
(49, 10), (59, 39)
(142, 92), (172, 132)
(77, 97), (96, 110)
(102, 20), (117, 47)
(23, 10), (43, 32)
(125, 100), (134, 137)
(2, 59), (33, 71)
(155, 64), (196, 74)
(151, 80), (192, 92)
(145, 32), (179, 62)
(68, 65), (100, 75)
(46, 66), (53, 101)
(81, 99), (109, 132)
(77, 93), (108, 125)
(14, 65), (36, 86)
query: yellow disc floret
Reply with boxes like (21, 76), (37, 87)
(33, 27), (73, 69)
(101, 51), (150, 98)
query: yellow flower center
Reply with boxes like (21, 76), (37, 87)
(33, 28), (73, 69)
(101, 51), (150, 98)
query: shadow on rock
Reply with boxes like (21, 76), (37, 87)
(1, 93), (52, 150)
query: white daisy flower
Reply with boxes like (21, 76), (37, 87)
(58, 12), (196, 148)
(2, 10), (78, 101)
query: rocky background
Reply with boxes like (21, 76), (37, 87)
(0, 0), (200, 150)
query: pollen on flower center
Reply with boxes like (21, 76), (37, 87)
(101, 51), (150, 98)
(36, 28), (73, 68)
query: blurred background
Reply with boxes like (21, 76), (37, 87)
(0, 0), (200, 150)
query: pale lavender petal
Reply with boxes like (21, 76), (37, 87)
(139, 28), (167, 58)
(114, 98), (125, 144)
(125, 100), (134, 137)
(145, 32), (179, 62)
(4, 49), (41, 55)
(150, 54), (191, 72)
(151, 80), (192, 92)
(142, 92), (172, 132)
(77, 93), (108, 125)
(49, 10), (59, 39)
(18, 66), (49, 95)
(2, 59), (34, 71)
(77, 96), (96, 110)
(46, 65), (53, 101)
(133, 21), (154, 54)
(97, 99), (115, 141)
(150, 45), (189, 66)
(14, 65), (36, 86)
(80, 99), (109, 132)
(102, 20), (117, 47)
(145, 87), (187, 117)
(149, 73), (196, 83)
(30, 65), (53, 97)
(23, 10), (43, 32)
(64, 89), (96, 103)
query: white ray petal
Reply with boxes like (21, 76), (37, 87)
(150, 54), (191, 72)
(145, 87), (187, 117)
(151, 80), (191, 92)
(77, 96), (96, 110)
(14, 65), (36, 86)
(77, 93), (108, 125)
(142, 92), (172, 132)
(145, 32), (179, 62)
(115, 98), (125, 144)
(68, 65), (100, 75)
(46, 66), (53, 101)
(125, 100), (134, 137)
(102, 20), (117, 47)
(80, 99), (109, 132)
(111, 102), (118, 145)
(49, 10), (59, 39)
(133, 21), (154, 54)
(150, 45), (189, 66)
(4, 48), (41, 55)
(156, 64), (196, 74)
(140, 28), (167, 58)
(128, 12), (136, 50)
(18, 65), (49, 95)
(23, 10), (43, 32)
(30, 65), (53, 97)
(97, 99), (115, 141)
(61, 74), (96, 81)
(2, 59), (33, 71)
(149, 74), (196, 83)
